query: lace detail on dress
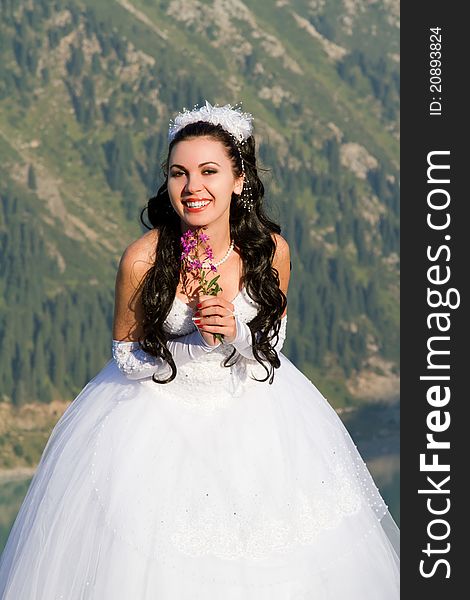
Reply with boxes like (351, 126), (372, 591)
(112, 340), (162, 376)
(169, 455), (363, 561)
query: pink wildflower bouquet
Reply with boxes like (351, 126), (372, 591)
(180, 227), (225, 344)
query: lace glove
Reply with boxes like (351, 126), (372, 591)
(112, 329), (221, 380)
(226, 314), (287, 360)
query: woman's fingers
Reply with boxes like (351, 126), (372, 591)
(198, 297), (233, 309)
(193, 314), (233, 325)
(194, 296), (235, 319)
(192, 296), (236, 338)
(192, 314), (235, 330)
(195, 319), (237, 340)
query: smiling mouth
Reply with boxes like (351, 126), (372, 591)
(183, 199), (212, 207)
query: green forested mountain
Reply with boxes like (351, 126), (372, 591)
(0, 0), (399, 411)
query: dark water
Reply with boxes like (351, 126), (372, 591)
(341, 401), (400, 524)
(0, 403), (400, 554)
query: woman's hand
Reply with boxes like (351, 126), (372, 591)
(192, 294), (237, 346)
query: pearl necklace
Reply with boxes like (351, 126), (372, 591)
(201, 240), (235, 269)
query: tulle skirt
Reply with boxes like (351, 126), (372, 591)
(0, 353), (399, 599)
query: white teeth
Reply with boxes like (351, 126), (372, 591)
(186, 201), (210, 208)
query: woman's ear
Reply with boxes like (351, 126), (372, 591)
(233, 175), (244, 196)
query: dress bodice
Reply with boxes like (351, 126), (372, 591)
(139, 286), (265, 413)
(163, 285), (259, 338)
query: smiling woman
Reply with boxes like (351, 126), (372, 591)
(137, 115), (288, 369)
(0, 102), (399, 599)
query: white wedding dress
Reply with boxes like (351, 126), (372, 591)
(0, 286), (399, 599)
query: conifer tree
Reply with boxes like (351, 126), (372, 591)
(27, 164), (37, 190)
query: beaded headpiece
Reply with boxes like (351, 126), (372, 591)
(168, 101), (255, 211)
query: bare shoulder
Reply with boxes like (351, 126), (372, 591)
(118, 228), (159, 284)
(271, 232), (290, 261)
(113, 228), (159, 341)
(270, 233), (290, 316)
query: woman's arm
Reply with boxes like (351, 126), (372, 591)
(112, 330), (221, 380)
(112, 231), (220, 380)
(272, 232), (290, 319)
(112, 233), (156, 342)
(228, 314), (287, 359)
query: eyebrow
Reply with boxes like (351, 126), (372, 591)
(169, 161), (221, 169)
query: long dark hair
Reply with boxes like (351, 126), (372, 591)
(138, 120), (287, 384)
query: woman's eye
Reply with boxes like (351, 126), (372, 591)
(169, 169), (216, 177)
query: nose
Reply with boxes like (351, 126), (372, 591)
(185, 173), (205, 194)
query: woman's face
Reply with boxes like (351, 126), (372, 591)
(167, 137), (243, 225)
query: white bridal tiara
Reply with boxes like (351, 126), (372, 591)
(168, 100), (254, 144)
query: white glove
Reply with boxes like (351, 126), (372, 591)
(112, 328), (221, 380)
(228, 314), (287, 360)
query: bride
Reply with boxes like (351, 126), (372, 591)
(0, 101), (399, 598)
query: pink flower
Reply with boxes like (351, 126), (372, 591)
(179, 227), (225, 343)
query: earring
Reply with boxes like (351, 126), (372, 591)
(238, 147), (253, 212)
(240, 179), (253, 212)
(228, 133), (254, 212)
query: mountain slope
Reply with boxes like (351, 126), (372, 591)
(0, 0), (400, 411)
